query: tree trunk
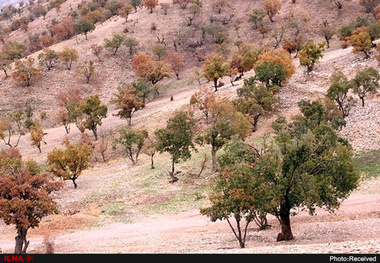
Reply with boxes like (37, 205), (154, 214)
(71, 177), (78, 189)
(168, 158), (178, 183)
(211, 146), (218, 173)
(276, 204), (294, 241)
(360, 96), (365, 107)
(307, 63), (314, 73)
(150, 153), (155, 169)
(92, 126), (98, 141)
(226, 217), (250, 249)
(213, 78), (218, 92)
(252, 114), (261, 132)
(14, 227), (29, 254)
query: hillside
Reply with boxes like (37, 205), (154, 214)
(0, 0), (380, 254)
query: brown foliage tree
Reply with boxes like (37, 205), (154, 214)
(131, 53), (171, 84)
(262, 0), (282, 22)
(12, 58), (43, 87)
(47, 139), (93, 189)
(143, 0), (158, 13)
(0, 149), (62, 254)
(165, 51), (184, 80)
(203, 53), (230, 92)
(111, 83), (145, 126)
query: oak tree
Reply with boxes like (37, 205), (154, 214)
(47, 139), (93, 189)
(155, 111), (196, 182)
(38, 48), (58, 70)
(351, 67), (380, 107)
(197, 98), (251, 173)
(111, 82), (145, 126)
(143, 0), (158, 13)
(0, 149), (62, 254)
(131, 53), (172, 85)
(12, 58), (42, 87)
(58, 47), (78, 70)
(104, 34), (125, 55)
(77, 95), (108, 140)
(165, 51), (184, 80)
(203, 53), (230, 92)
(326, 70), (355, 117)
(299, 40), (325, 72)
(233, 78), (277, 132)
(262, 0), (282, 23)
(112, 127), (147, 165)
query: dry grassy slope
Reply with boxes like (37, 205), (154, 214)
(0, 0), (380, 254)
(0, 0), (373, 124)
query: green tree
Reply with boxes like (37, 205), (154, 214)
(152, 44), (167, 61)
(326, 70), (356, 117)
(78, 94), (108, 140)
(104, 34), (125, 55)
(299, 40), (325, 72)
(74, 19), (95, 40)
(201, 140), (274, 248)
(255, 60), (286, 89)
(197, 99), (251, 173)
(351, 67), (380, 107)
(203, 53), (230, 92)
(47, 139), (93, 189)
(112, 127), (146, 165)
(155, 111), (196, 182)
(249, 8), (266, 29)
(124, 37), (139, 55)
(0, 149), (62, 254)
(233, 78), (277, 132)
(270, 100), (359, 240)
(130, 0), (142, 12)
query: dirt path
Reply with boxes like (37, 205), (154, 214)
(1, 193), (379, 253)
(1, 40), (380, 254)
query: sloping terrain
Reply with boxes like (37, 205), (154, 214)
(0, 0), (380, 254)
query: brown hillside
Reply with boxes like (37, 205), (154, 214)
(0, 0), (380, 254)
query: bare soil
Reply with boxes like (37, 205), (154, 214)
(0, 0), (380, 254)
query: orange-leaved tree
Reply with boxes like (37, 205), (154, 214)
(0, 148), (63, 254)
(255, 48), (295, 82)
(143, 0), (158, 13)
(131, 53), (172, 85)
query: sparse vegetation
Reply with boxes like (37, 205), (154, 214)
(0, 0), (379, 254)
